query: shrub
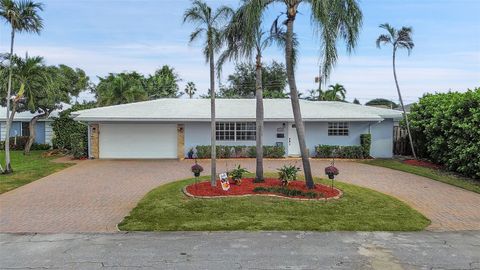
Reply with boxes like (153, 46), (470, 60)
(0, 136), (29, 150)
(31, 143), (52, 151)
(70, 133), (86, 159)
(228, 164), (249, 185)
(194, 145), (285, 159)
(315, 145), (365, 159)
(408, 88), (480, 178)
(253, 186), (321, 198)
(52, 103), (96, 156)
(360, 134), (372, 157)
(277, 164), (301, 186)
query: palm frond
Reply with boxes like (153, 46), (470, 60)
(376, 34), (391, 48)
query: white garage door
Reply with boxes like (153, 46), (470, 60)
(99, 123), (177, 159)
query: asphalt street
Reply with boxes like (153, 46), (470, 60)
(1, 231), (479, 269)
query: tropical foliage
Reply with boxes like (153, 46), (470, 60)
(94, 66), (181, 107)
(0, 0), (44, 173)
(365, 98), (398, 108)
(217, 61), (288, 99)
(408, 88), (480, 179)
(306, 83), (347, 101)
(51, 102), (96, 156)
(184, 81), (197, 98)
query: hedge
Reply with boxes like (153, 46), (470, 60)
(408, 88), (480, 178)
(315, 145), (365, 159)
(192, 145), (285, 159)
(0, 136), (51, 151)
(360, 134), (372, 157)
(51, 102), (96, 158)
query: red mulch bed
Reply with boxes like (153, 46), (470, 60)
(403, 159), (443, 170)
(185, 178), (340, 200)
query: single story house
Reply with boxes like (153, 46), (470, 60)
(71, 99), (403, 159)
(0, 108), (55, 145)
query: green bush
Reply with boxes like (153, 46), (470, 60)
(0, 136), (29, 150)
(51, 102), (96, 153)
(360, 134), (372, 157)
(408, 88), (480, 178)
(315, 145), (365, 159)
(194, 145), (285, 158)
(70, 133), (86, 159)
(31, 143), (52, 151)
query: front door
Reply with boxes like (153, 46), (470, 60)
(288, 123), (300, 156)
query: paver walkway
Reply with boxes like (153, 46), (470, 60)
(0, 159), (479, 232)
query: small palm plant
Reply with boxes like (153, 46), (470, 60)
(277, 165), (301, 187)
(228, 164), (248, 185)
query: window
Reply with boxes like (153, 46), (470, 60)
(21, 122), (30, 137)
(216, 122), (256, 141)
(328, 122), (349, 136)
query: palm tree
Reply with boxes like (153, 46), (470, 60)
(183, 0), (233, 187)
(376, 23), (416, 158)
(218, 2), (279, 182)
(246, 0), (362, 189)
(0, 0), (43, 173)
(325, 83), (346, 101)
(95, 73), (148, 106)
(184, 81), (197, 98)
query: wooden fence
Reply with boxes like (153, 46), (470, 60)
(393, 126), (412, 156)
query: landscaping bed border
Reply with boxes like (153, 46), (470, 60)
(182, 185), (343, 201)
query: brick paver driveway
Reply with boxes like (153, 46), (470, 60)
(1, 159), (479, 232)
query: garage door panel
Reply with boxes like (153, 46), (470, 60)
(99, 124), (177, 159)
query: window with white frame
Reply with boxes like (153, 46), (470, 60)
(328, 122), (349, 136)
(216, 122), (256, 141)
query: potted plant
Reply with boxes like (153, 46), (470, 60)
(277, 165), (301, 186)
(191, 161), (204, 177)
(325, 166), (339, 179)
(228, 164), (249, 185)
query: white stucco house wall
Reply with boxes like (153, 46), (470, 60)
(71, 99), (403, 159)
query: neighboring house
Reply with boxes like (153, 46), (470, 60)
(71, 99), (403, 160)
(0, 108), (55, 145)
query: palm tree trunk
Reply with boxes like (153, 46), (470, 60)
(255, 52), (264, 182)
(4, 27), (15, 174)
(392, 48), (416, 158)
(209, 44), (217, 187)
(285, 10), (314, 189)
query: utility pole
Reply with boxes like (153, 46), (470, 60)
(315, 67), (322, 100)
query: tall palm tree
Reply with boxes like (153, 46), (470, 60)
(325, 83), (346, 101)
(0, 0), (43, 173)
(184, 81), (197, 98)
(217, 2), (276, 182)
(183, 0), (233, 187)
(246, 0), (362, 189)
(376, 23), (416, 158)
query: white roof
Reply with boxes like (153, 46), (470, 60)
(0, 105), (68, 121)
(71, 99), (403, 122)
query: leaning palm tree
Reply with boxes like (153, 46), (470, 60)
(246, 0), (362, 189)
(0, 0), (43, 173)
(376, 23), (416, 158)
(183, 0), (233, 187)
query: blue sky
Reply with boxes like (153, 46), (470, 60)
(1, 0), (479, 104)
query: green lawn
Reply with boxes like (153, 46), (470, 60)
(0, 151), (71, 194)
(119, 174), (430, 232)
(360, 159), (480, 194)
